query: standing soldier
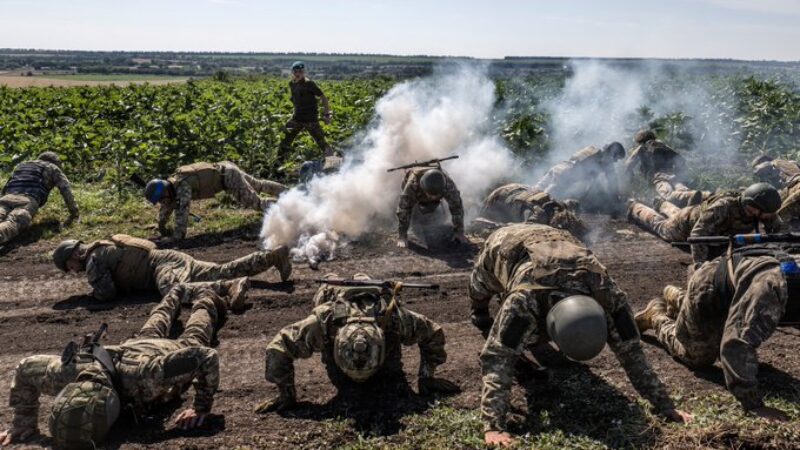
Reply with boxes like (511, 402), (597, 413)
(470, 223), (692, 447)
(278, 61), (333, 159)
(51, 234), (291, 301)
(0, 152), (79, 246)
(144, 161), (287, 243)
(636, 244), (800, 422)
(255, 273), (459, 413)
(396, 166), (466, 248)
(534, 142), (625, 213)
(0, 281), (247, 447)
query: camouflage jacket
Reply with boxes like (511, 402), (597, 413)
(265, 283), (447, 389)
(690, 194), (783, 263)
(534, 146), (619, 198)
(753, 159), (800, 189)
(396, 167), (464, 238)
(472, 223), (675, 432)
(158, 162), (225, 240)
(624, 140), (686, 180)
(480, 183), (554, 224)
(1, 159), (78, 215)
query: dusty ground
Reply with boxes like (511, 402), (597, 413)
(0, 217), (798, 449)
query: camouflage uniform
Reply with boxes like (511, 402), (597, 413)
(478, 183), (587, 237)
(628, 200), (701, 242)
(777, 176), (800, 223)
(753, 159), (800, 189)
(7, 284), (226, 432)
(652, 173), (708, 207)
(396, 167), (464, 241)
(648, 251), (797, 410)
(265, 276), (447, 391)
(83, 234), (287, 301)
(534, 146), (620, 209)
(158, 161), (286, 240)
(624, 139), (686, 181)
(0, 159), (78, 245)
(471, 223), (675, 432)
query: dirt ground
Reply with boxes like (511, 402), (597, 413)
(0, 216), (798, 449)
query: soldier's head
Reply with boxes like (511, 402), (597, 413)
(602, 142), (626, 162)
(38, 151), (63, 168)
(291, 61), (305, 80)
(333, 317), (386, 382)
(419, 169), (447, 200)
(144, 179), (172, 205)
(634, 129), (657, 145)
(546, 295), (608, 361)
(741, 182), (782, 220)
(53, 239), (86, 273)
(49, 365), (120, 450)
(750, 154), (774, 168)
(753, 161), (781, 186)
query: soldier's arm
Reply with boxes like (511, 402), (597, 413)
(443, 177), (465, 234)
(8, 355), (61, 433)
(86, 252), (118, 301)
(689, 201), (728, 264)
(468, 255), (503, 311)
(623, 146), (642, 175)
(397, 309), (447, 378)
(51, 166), (79, 219)
(172, 181), (192, 240)
(763, 214), (784, 233)
(396, 180), (417, 240)
(264, 314), (326, 390)
(162, 347), (220, 413)
(157, 199), (175, 237)
(604, 287), (676, 413)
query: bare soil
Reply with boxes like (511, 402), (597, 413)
(0, 217), (798, 449)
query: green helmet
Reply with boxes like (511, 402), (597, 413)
(39, 151), (63, 168)
(634, 130), (656, 144)
(333, 317), (386, 382)
(291, 61), (305, 71)
(603, 141), (625, 160)
(48, 370), (120, 450)
(546, 295), (608, 361)
(742, 182), (782, 214)
(419, 169), (446, 197)
(53, 239), (83, 272)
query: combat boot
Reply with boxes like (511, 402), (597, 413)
(662, 284), (683, 317)
(227, 277), (251, 313)
(275, 245), (293, 281)
(634, 298), (667, 332)
(687, 190), (703, 206)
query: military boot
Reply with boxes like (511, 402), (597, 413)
(634, 298), (667, 332)
(273, 245), (293, 282)
(662, 285), (683, 317)
(227, 277), (251, 313)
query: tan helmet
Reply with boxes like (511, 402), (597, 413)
(634, 129), (656, 144)
(48, 368), (120, 450)
(53, 240), (83, 272)
(38, 151), (63, 168)
(546, 295), (608, 361)
(333, 317), (386, 382)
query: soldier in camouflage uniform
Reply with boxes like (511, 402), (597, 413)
(145, 161), (287, 243)
(0, 152), (79, 246)
(255, 273), (459, 413)
(628, 183), (783, 264)
(751, 155), (800, 223)
(52, 234), (292, 301)
(475, 183), (588, 239)
(396, 167), (466, 248)
(470, 223), (691, 446)
(636, 246), (800, 422)
(0, 281), (246, 446)
(534, 142), (625, 213)
(624, 130), (687, 182)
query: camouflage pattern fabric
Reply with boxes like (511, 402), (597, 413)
(628, 201), (700, 242)
(534, 146), (620, 208)
(265, 276), (447, 391)
(158, 161), (286, 240)
(649, 255), (787, 410)
(624, 140), (686, 181)
(471, 223), (675, 432)
(777, 176), (800, 222)
(396, 167), (464, 240)
(652, 173), (708, 207)
(753, 159), (800, 189)
(7, 284), (225, 433)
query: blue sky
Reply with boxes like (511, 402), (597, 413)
(1, 0), (798, 60)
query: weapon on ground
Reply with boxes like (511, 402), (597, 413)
(313, 278), (440, 290)
(62, 323), (108, 365)
(671, 233), (800, 247)
(82, 322), (108, 348)
(386, 155), (459, 173)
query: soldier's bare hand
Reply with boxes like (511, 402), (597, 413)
(255, 393), (296, 414)
(174, 408), (207, 430)
(396, 239), (408, 249)
(662, 408), (694, 424)
(0, 427), (35, 445)
(484, 430), (514, 447)
(418, 377), (461, 396)
(751, 406), (790, 422)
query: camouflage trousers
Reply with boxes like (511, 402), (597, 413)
(653, 173), (707, 207)
(219, 162), (287, 211)
(628, 201), (694, 242)
(0, 194), (39, 245)
(152, 247), (286, 295)
(136, 284), (225, 346)
(279, 119), (332, 157)
(778, 184), (800, 223)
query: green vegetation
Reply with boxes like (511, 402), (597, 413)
(43, 74), (187, 82)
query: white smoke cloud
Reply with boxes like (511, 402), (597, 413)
(261, 63), (518, 255)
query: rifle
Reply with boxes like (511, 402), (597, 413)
(671, 233), (800, 247)
(62, 323), (108, 365)
(314, 278), (440, 290)
(386, 155), (459, 173)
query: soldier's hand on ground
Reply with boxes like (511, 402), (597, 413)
(174, 408), (207, 430)
(484, 431), (514, 447)
(255, 392), (296, 413)
(418, 377), (460, 396)
(0, 427), (35, 445)
(751, 406), (790, 422)
(396, 238), (408, 248)
(661, 408), (694, 424)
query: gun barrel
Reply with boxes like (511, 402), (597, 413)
(313, 279), (439, 289)
(386, 154), (459, 172)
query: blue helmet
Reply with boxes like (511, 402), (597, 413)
(144, 179), (170, 204)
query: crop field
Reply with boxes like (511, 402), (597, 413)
(0, 74), (188, 88)
(0, 61), (799, 449)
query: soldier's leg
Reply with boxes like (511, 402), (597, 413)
(177, 288), (226, 348)
(240, 171), (287, 197)
(628, 201), (680, 241)
(191, 246), (292, 282)
(220, 163), (268, 211)
(136, 284), (187, 338)
(306, 122), (333, 157)
(0, 206), (33, 245)
(657, 201), (682, 218)
(279, 120), (303, 156)
(9, 355), (80, 431)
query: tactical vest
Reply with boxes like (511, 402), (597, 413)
(168, 162), (224, 200)
(87, 236), (155, 292)
(2, 161), (51, 206)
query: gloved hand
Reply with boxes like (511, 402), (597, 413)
(255, 385), (296, 413)
(418, 377), (460, 396)
(470, 308), (494, 332)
